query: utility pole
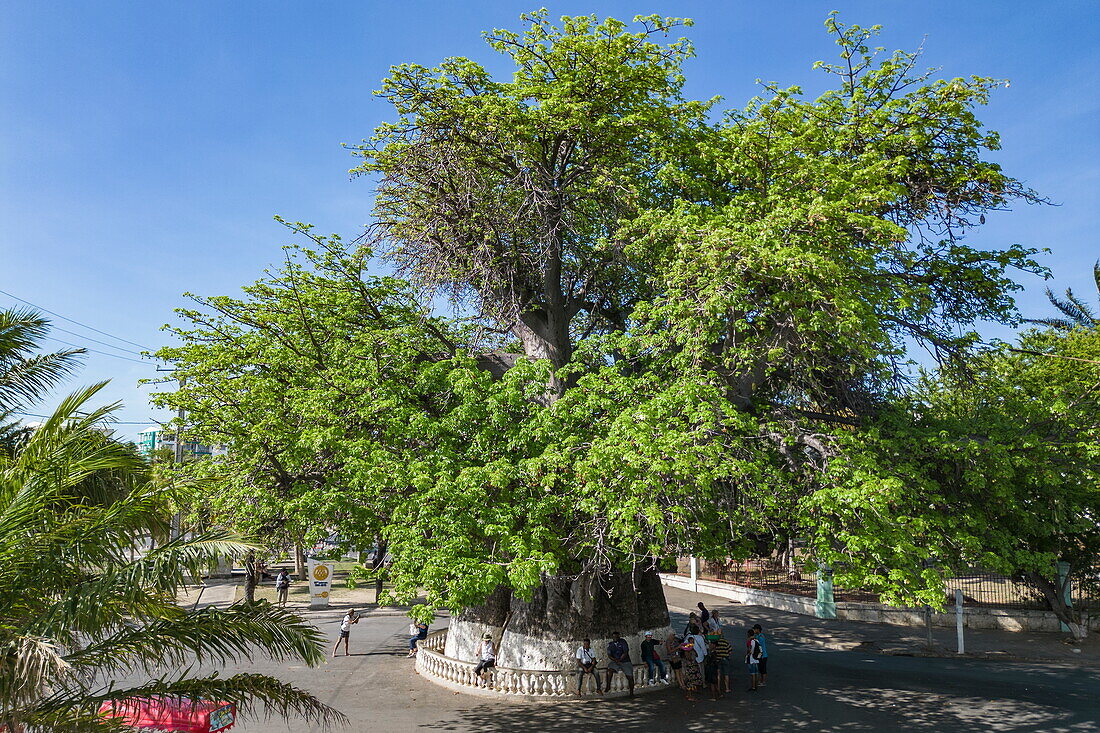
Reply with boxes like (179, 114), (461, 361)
(158, 368), (185, 541)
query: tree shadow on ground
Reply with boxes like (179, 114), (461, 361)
(413, 678), (1096, 733)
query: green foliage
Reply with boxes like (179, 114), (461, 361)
(163, 13), (1086, 630)
(1027, 260), (1100, 330)
(354, 11), (715, 383)
(803, 325), (1099, 615)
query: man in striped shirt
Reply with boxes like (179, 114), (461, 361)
(712, 632), (734, 693)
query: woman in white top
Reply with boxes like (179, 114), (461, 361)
(330, 609), (359, 657)
(473, 632), (496, 687)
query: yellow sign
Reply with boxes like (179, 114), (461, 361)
(306, 559), (334, 609)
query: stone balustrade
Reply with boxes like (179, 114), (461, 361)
(415, 629), (674, 700)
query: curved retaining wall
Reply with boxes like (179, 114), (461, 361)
(415, 629), (676, 701)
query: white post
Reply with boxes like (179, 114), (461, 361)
(689, 556), (699, 593)
(955, 588), (965, 654)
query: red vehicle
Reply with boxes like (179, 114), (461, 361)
(98, 697), (236, 732)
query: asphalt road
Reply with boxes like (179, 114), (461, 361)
(226, 610), (1100, 733)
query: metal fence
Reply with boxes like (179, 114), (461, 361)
(675, 557), (1100, 611)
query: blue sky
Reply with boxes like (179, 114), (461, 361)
(2, 1), (1097, 439)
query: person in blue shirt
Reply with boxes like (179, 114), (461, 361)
(752, 623), (769, 686)
(605, 631), (636, 696)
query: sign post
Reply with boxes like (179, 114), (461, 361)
(955, 588), (965, 654)
(815, 565), (837, 619)
(307, 559), (334, 610)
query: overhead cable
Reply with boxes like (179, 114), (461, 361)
(0, 287), (154, 351)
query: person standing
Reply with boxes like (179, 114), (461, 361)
(474, 633), (496, 687)
(746, 628), (762, 691)
(640, 631), (666, 685)
(697, 602), (711, 628)
(575, 638), (602, 695)
(712, 630), (734, 693)
(665, 633), (684, 688)
(704, 640), (722, 700)
(275, 568), (291, 605)
(682, 612), (699, 638)
(605, 631), (635, 697)
(752, 623), (769, 686)
(691, 626), (707, 683)
(330, 608), (360, 657)
(677, 635), (703, 700)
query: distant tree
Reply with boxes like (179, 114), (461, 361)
(1027, 261), (1100, 330)
(814, 326), (1099, 641)
(153, 226), (474, 603)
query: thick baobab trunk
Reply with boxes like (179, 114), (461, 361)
(445, 567), (671, 670)
(452, 299), (673, 669)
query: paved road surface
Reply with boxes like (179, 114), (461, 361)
(224, 609), (1100, 732)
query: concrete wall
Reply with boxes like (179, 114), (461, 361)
(659, 573), (1099, 633)
(445, 617), (673, 670)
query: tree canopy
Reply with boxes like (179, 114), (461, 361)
(156, 12), (1094, 637)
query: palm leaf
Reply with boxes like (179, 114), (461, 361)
(35, 673), (346, 730)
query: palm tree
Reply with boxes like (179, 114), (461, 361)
(0, 308), (83, 457)
(1026, 261), (1100, 330)
(0, 316), (344, 730)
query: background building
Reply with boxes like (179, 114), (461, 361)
(136, 427), (214, 459)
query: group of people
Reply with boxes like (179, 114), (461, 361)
(334, 597), (770, 702)
(574, 602), (770, 700)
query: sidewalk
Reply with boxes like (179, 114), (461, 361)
(662, 584), (1100, 666)
(177, 580), (238, 609)
(176, 579), (435, 619)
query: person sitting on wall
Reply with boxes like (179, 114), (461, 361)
(574, 638), (603, 696)
(407, 619), (429, 658)
(474, 632), (496, 687)
(605, 631), (635, 697)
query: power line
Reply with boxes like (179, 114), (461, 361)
(0, 287), (154, 351)
(48, 323), (146, 357)
(12, 410), (159, 425)
(42, 335), (156, 365)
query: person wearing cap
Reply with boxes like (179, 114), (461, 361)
(473, 632), (496, 687)
(639, 630), (665, 685)
(604, 631), (635, 696)
(574, 638), (602, 695)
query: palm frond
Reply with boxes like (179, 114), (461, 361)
(0, 633), (73, 714)
(38, 673), (347, 730)
(0, 350), (86, 409)
(1062, 289), (1098, 325)
(0, 307), (84, 409)
(64, 602), (328, 677)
